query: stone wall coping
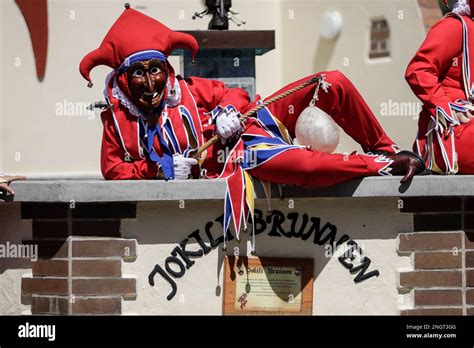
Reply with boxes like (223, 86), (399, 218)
(3, 175), (474, 202)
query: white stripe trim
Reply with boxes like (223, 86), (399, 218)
(182, 79), (205, 146)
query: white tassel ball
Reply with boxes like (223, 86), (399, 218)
(295, 106), (340, 153)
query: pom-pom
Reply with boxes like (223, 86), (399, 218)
(295, 106), (340, 153)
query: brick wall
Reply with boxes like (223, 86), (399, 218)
(20, 203), (137, 315)
(398, 197), (474, 315)
(418, 0), (443, 31)
(18, 196), (474, 315)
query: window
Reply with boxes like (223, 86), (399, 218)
(369, 19), (390, 59)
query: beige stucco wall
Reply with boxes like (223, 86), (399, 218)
(122, 198), (413, 315)
(280, 0), (427, 153)
(0, 0), (281, 177)
(0, 0), (428, 177)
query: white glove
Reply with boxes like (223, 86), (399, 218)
(215, 108), (242, 143)
(173, 154), (198, 180)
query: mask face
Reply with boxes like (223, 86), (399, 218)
(127, 59), (168, 113)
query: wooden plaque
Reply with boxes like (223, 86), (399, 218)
(223, 256), (313, 315)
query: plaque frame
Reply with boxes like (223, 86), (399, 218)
(223, 256), (314, 315)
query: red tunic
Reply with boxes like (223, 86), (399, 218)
(406, 14), (474, 174)
(100, 75), (250, 180)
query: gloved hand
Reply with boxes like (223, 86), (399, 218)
(0, 174), (26, 195)
(173, 154), (198, 180)
(215, 107), (242, 143)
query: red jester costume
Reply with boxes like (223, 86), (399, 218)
(406, 0), (474, 174)
(80, 5), (424, 249)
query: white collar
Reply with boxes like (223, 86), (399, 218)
(165, 77), (182, 107)
(111, 78), (145, 118)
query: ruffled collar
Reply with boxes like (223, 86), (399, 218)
(111, 78), (145, 118)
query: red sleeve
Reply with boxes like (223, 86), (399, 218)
(100, 110), (159, 180)
(405, 16), (463, 117)
(184, 76), (251, 113)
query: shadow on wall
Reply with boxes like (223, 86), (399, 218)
(0, 203), (33, 274)
(314, 36), (337, 73)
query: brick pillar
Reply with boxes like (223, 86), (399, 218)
(20, 202), (137, 315)
(417, 0), (443, 32)
(466, 231), (474, 315)
(397, 197), (474, 316)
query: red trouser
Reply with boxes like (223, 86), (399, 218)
(416, 113), (474, 174)
(456, 121), (474, 173)
(248, 70), (398, 187)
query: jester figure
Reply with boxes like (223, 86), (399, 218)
(80, 5), (424, 248)
(406, 0), (474, 174)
